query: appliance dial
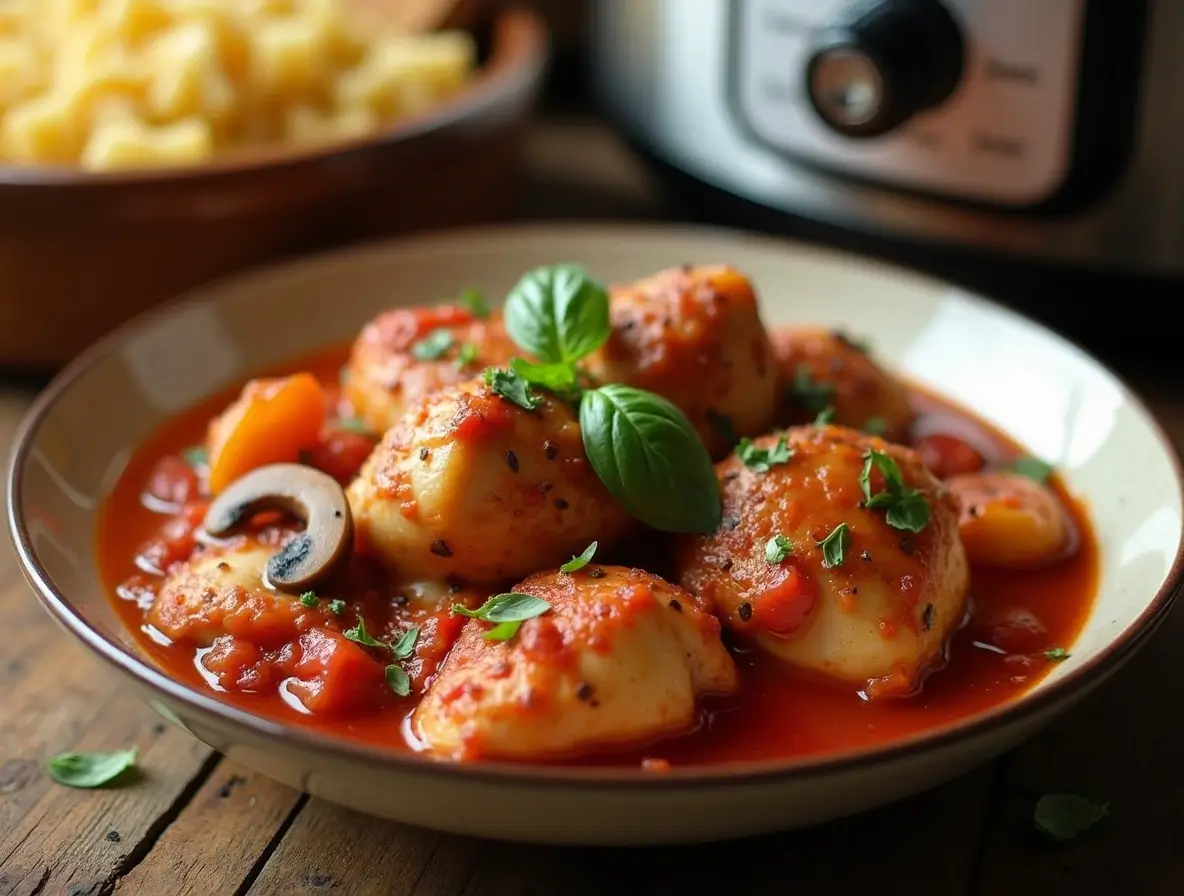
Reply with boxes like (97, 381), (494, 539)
(805, 0), (964, 139)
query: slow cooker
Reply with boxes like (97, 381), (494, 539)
(589, 0), (1182, 278)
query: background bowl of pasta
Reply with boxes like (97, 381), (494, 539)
(0, 1), (548, 369)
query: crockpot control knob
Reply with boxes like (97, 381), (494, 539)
(804, 0), (964, 139)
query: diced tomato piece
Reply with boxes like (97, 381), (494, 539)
(146, 455), (200, 506)
(753, 563), (817, 638)
(286, 628), (385, 715)
(302, 429), (378, 484)
(916, 433), (986, 479)
(135, 502), (209, 574)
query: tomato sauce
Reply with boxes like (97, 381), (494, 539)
(97, 347), (1098, 769)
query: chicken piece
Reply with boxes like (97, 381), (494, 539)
(345, 304), (518, 434)
(585, 265), (779, 458)
(347, 380), (632, 584)
(147, 533), (320, 647)
(413, 565), (738, 761)
(674, 425), (969, 699)
(772, 327), (914, 443)
(947, 471), (1073, 568)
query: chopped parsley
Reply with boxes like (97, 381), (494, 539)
(860, 449), (932, 533)
(816, 523), (850, 568)
(328, 599), (346, 616)
(181, 445), (208, 467)
(299, 591), (318, 608)
(1044, 647), (1070, 661)
(343, 617), (386, 648)
(737, 436), (794, 472)
(455, 343), (478, 369)
(788, 365), (835, 413)
(460, 287), (491, 319)
(483, 367), (540, 410)
(411, 328), (455, 361)
(764, 534), (793, 564)
(814, 406), (836, 425)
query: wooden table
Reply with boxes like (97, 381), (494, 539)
(3, 119), (1183, 896)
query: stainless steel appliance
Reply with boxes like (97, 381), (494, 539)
(590, 0), (1182, 275)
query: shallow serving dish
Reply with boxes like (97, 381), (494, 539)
(0, 8), (547, 371)
(8, 224), (1183, 845)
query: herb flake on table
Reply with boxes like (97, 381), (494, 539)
(46, 747), (139, 789)
(1034, 793), (1109, 841)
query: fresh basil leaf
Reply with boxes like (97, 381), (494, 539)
(453, 592), (552, 624)
(863, 416), (887, 436)
(737, 436), (794, 473)
(455, 343), (478, 369)
(580, 384), (721, 534)
(483, 367), (540, 411)
(328, 599), (346, 616)
(46, 748), (138, 789)
(885, 491), (931, 533)
(764, 534), (792, 564)
(1044, 647), (1070, 661)
(814, 406), (836, 425)
(788, 365), (835, 413)
(482, 620), (525, 641)
(299, 591), (318, 608)
(1034, 794), (1108, 842)
(181, 446), (208, 467)
(459, 287), (490, 319)
(510, 357), (581, 400)
(560, 541), (598, 573)
(391, 625), (420, 660)
(1010, 455), (1054, 483)
(504, 264), (611, 364)
(817, 523), (850, 568)
(385, 664), (411, 697)
(411, 328), (454, 361)
(343, 617), (385, 648)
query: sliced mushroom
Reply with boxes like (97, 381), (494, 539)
(202, 463), (354, 594)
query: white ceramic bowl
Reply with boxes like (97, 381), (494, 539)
(8, 224), (1182, 845)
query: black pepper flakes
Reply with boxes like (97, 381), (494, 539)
(922, 603), (935, 631)
(554, 498), (570, 510)
(543, 440), (559, 460)
(105, 830), (121, 843)
(860, 550), (872, 562)
(504, 450), (519, 473)
(738, 602), (753, 621)
(419, 447), (430, 461)
(217, 561), (230, 571)
(721, 516), (739, 531)
(576, 682), (595, 701)
(430, 540), (453, 557)
(589, 567), (606, 579)
(448, 583), (462, 594)
(668, 598), (683, 612)
(719, 558), (734, 572)
(393, 594), (410, 607)
(538, 481), (554, 494)
(968, 505), (982, 518)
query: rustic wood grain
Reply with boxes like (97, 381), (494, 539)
(114, 761), (304, 895)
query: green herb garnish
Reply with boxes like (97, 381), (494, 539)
(1044, 647), (1070, 661)
(455, 343), (478, 369)
(504, 264), (611, 365)
(510, 357), (582, 401)
(814, 406), (836, 425)
(764, 534), (792, 564)
(706, 409), (739, 450)
(332, 417), (370, 434)
(560, 541), (598, 573)
(452, 593), (552, 642)
(46, 748), (138, 789)
(411, 328), (455, 361)
(737, 436), (794, 473)
(328, 599), (346, 616)
(181, 446), (208, 467)
(385, 665), (411, 697)
(483, 367), (540, 411)
(816, 523), (850, 568)
(460, 287), (491, 319)
(860, 449), (932, 533)
(863, 416), (887, 436)
(1009, 455), (1055, 483)
(343, 617), (386, 648)
(788, 365), (835, 413)
(1034, 794), (1109, 842)
(299, 592), (318, 608)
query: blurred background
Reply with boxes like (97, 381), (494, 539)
(0, 0), (1178, 371)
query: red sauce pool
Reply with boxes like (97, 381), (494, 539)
(97, 347), (1098, 769)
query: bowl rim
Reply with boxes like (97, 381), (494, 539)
(0, 7), (548, 187)
(8, 221), (1184, 789)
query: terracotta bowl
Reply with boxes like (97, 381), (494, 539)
(0, 8), (548, 371)
(8, 224), (1183, 845)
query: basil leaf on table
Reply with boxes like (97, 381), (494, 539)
(579, 384), (721, 534)
(504, 265), (611, 364)
(46, 747), (139, 789)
